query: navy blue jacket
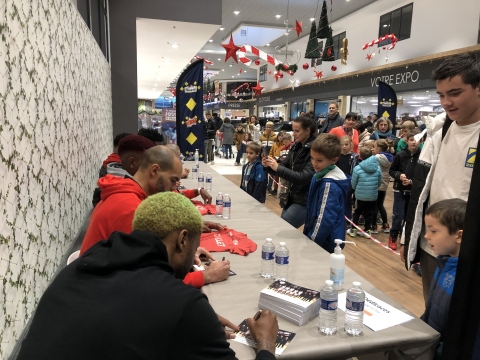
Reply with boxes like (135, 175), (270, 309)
(304, 166), (351, 253)
(421, 255), (457, 359)
(240, 159), (267, 203)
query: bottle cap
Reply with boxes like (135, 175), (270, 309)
(218, 192), (222, 194)
(266, 238), (273, 242)
(225, 193), (229, 196)
(325, 280), (334, 286)
(353, 281), (361, 287)
(279, 242), (286, 246)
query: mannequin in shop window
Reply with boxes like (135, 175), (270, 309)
(318, 102), (344, 134)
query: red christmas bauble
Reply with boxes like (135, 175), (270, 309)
(283, 64), (289, 70)
(279, 72), (284, 78)
(303, 63), (309, 70)
(331, 65), (337, 71)
(254, 59), (260, 65)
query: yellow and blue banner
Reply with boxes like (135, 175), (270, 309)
(378, 81), (397, 124)
(176, 59), (204, 159)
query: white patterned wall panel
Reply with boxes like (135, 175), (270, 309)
(0, 0), (112, 356)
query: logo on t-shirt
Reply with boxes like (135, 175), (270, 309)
(465, 147), (476, 168)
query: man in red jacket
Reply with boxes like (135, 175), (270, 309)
(81, 145), (230, 287)
(92, 134), (154, 207)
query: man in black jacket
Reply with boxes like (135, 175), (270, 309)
(212, 112), (223, 156)
(17, 192), (278, 360)
(318, 102), (344, 134)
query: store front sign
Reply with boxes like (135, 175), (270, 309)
(258, 96), (271, 103)
(371, 70), (420, 87)
(227, 102), (242, 108)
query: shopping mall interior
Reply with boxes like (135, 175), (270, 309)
(1, 0), (480, 358)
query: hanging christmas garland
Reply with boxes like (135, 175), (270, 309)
(275, 63), (298, 74)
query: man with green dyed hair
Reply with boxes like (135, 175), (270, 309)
(18, 192), (279, 360)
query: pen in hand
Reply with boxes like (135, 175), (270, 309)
(253, 310), (262, 321)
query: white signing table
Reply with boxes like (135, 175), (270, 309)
(181, 162), (439, 360)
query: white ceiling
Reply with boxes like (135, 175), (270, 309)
(136, 18), (219, 99)
(137, 0), (380, 99)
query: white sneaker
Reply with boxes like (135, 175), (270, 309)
(209, 161), (215, 165)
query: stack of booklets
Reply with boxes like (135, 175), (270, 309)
(258, 280), (321, 326)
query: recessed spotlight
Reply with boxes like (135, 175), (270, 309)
(310, 18), (315, 21)
(171, 43), (179, 48)
(208, 39), (213, 42)
(383, 24), (388, 28)
(229, 64), (233, 67)
(222, 69), (225, 71)
(233, 11), (240, 15)
(219, 27), (225, 31)
(275, 15), (281, 18)
(232, 75), (234, 78)
(218, 58), (221, 61)
(266, 43), (270, 46)
(237, 73), (240, 75)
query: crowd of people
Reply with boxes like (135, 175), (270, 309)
(15, 53), (479, 359)
(232, 52), (480, 358)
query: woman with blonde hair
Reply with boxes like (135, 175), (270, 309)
(370, 117), (396, 141)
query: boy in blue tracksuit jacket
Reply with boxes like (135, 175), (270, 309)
(420, 198), (465, 359)
(304, 134), (351, 253)
(347, 147), (382, 238)
(240, 142), (267, 203)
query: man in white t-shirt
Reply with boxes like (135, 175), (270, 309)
(402, 52), (480, 303)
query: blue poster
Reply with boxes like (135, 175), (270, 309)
(377, 81), (397, 124)
(176, 59), (204, 160)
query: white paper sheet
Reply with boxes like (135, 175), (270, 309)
(338, 292), (414, 331)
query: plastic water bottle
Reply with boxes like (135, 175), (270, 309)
(180, 153), (185, 164)
(274, 242), (289, 281)
(319, 280), (338, 335)
(344, 281), (365, 336)
(206, 173), (212, 191)
(222, 194), (231, 219)
(192, 164), (198, 179)
(261, 238), (275, 278)
(215, 192), (223, 217)
(194, 149), (199, 166)
(198, 172), (204, 189)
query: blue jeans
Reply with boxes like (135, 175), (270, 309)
(223, 144), (233, 158)
(281, 203), (307, 229)
(236, 143), (246, 163)
(391, 191), (411, 236)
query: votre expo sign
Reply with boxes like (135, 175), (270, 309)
(370, 70), (420, 87)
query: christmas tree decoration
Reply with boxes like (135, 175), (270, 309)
(304, 21), (321, 59)
(239, 68), (243, 73)
(340, 38), (348, 65)
(314, 70), (323, 79)
(252, 82), (264, 97)
(268, 70), (272, 75)
(303, 63), (309, 70)
(321, 27), (335, 61)
(254, 59), (261, 65)
(331, 65), (337, 71)
(294, 20), (303, 37)
(221, 34), (241, 63)
(317, 1), (330, 38)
